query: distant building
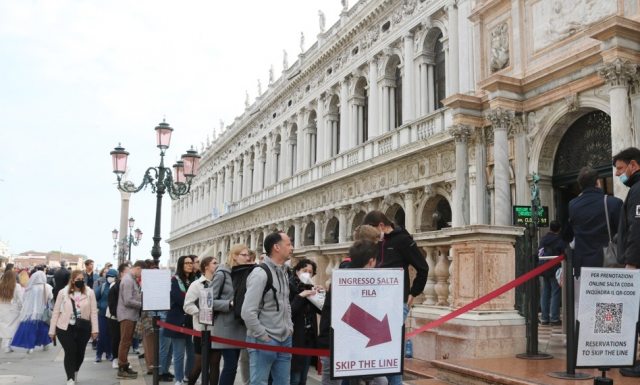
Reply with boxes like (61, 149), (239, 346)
(0, 240), (9, 268)
(13, 251), (84, 270)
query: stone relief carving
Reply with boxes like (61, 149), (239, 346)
(526, 106), (550, 156)
(486, 108), (516, 131)
(449, 124), (474, 142)
(490, 22), (509, 72)
(534, 0), (617, 52)
(565, 94), (579, 112)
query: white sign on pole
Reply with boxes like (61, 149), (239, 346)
(199, 286), (214, 326)
(331, 269), (404, 379)
(576, 268), (640, 368)
(142, 269), (171, 311)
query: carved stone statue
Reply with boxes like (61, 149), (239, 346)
(318, 10), (326, 33)
(283, 50), (288, 70)
(219, 119), (224, 133)
(206, 135), (210, 147)
(257, 79), (262, 95)
(526, 106), (549, 157)
(269, 65), (275, 84)
(490, 22), (509, 72)
(300, 32), (305, 53)
(341, 0), (348, 12)
(245, 90), (250, 108)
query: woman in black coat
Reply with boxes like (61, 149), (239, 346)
(289, 259), (323, 385)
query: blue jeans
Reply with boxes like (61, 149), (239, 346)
(220, 349), (241, 385)
(247, 335), (292, 385)
(385, 303), (409, 385)
(541, 276), (561, 322)
(290, 339), (314, 385)
(96, 315), (111, 358)
(171, 337), (195, 382)
(159, 331), (173, 374)
(132, 337), (139, 351)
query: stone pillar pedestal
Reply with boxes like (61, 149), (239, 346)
(410, 225), (525, 360)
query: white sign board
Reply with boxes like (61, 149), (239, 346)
(576, 268), (640, 368)
(199, 286), (214, 326)
(331, 269), (404, 379)
(141, 269), (171, 311)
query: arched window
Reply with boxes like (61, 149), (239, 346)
(434, 33), (446, 109)
(394, 67), (403, 128)
(354, 77), (369, 145)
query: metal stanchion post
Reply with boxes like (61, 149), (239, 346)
(201, 326), (211, 385)
(548, 247), (592, 380)
(153, 314), (160, 385)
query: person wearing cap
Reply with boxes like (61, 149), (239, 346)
(95, 269), (117, 363)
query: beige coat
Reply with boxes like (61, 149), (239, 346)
(0, 287), (23, 338)
(49, 288), (99, 335)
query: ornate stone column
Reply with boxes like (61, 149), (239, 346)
(264, 133), (273, 187)
(316, 98), (326, 164)
(338, 207), (348, 243)
(403, 190), (416, 234)
(450, 124), (474, 227)
(242, 153), (251, 198)
(368, 58), (379, 138)
(281, 122), (291, 179)
(598, 59), (638, 197)
(403, 32), (415, 123)
(340, 79), (350, 152)
(486, 108), (515, 226)
(250, 230), (258, 251)
(427, 63), (435, 112)
(296, 111), (306, 171)
(447, 1), (459, 95)
(293, 218), (302, 249)
(382, 85), (390, 133)
(314, 213), (324, 246)
(224, 165), (233, 203)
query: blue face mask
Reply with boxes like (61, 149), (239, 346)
(620, 165), (630, 184)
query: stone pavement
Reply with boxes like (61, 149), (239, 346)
(0, 343), (322, 385)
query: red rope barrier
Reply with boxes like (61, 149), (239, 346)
(405, 253), (565, 338)
(157, 321), (331, 357)
(157, 255), (565, 354)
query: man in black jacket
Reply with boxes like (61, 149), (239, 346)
(537, 220), (565, 326)
(53, 259), (71, 301)
(362, 211), (429, 309)
(613, 147), (640, 378)
(563, 167), (622, 314)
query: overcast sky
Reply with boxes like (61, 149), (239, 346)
(0, 0), (343, 269)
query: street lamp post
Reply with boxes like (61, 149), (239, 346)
(110, 119), (200, 268)
(112, 218), (143, 263)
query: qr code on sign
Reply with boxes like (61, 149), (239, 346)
(594, 303), (623, 334)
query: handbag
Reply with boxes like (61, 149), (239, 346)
(41, 284), (53, 325)
(603, 196), (624, 268)
(70, 296), (92, 331)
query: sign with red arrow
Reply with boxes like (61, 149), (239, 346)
(331, 269), (404, 379)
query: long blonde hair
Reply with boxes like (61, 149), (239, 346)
(226, 244), (249, 268)
(19, 271), (29, 287)
(0, 271), (17, 302)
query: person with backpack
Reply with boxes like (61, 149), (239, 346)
(241, 232), (294, 385)
(116, 260), (145, 380)
(106, 263), (129, 369)
(183, 256), (220, 385)
(210, 245), (251, 385)
(164, 256), (196, 385)
(537, 220), (566, 326)
(95, 268), (116, 362)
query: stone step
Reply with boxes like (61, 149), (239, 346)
(404, 358), (439, 379)
(432, 357), (639, 385)
(404, 379), (453, 385)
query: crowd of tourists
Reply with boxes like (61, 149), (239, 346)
(0, 210), (430, 385)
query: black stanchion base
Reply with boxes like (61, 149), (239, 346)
(516, 353), (554, 360)
(548, 371), (594, 380)
(593, 377), (613, 385)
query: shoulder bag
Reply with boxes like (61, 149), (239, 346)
(603, 196), (624, 268)
(70, 296), (92, 331)
(41, 284), (52, 324)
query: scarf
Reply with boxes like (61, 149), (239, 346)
(20, 271), (49, 321)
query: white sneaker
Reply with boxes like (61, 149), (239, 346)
(175, 381), (182, 385)
(27, 348), (34, 354)
(43, 344), (50, 351)
(74, 371), (78, 381)
(67, 380), (75, 385)
(4, 347), (13, 353)
(112, 360), (119, 369)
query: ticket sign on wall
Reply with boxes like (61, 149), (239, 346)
(331, 269), (404, 379)
(576, 268), (640, 368)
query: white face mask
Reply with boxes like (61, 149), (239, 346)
(107, 277), (115, 284)
(299, 272), (312, 284)
(379, 229), (385, 241)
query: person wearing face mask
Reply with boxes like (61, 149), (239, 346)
(562, 167), (623, 313)
(612, 147), (640, 378)
(49, 270), (99, 385)
(94, 269), (117, 362)
(289, 259), (323, 385)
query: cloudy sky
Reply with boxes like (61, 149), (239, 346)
(0, 0), (343, 269)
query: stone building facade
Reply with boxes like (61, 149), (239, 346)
(168, 0), (640, 360)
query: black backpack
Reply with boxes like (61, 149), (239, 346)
(107, 280), (121, 318)
(231, 264), (278, 324)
